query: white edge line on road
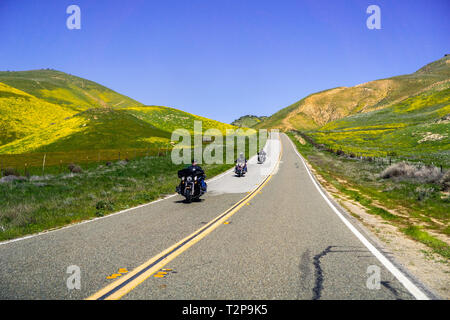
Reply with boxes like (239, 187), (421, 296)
(285, 133), (430, 300)
(86, 135), (282, 300)
(0, 164), (237, 247)
(0, 137), (275, 247)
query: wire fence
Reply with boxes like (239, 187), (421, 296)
(0, 146), (173, 177)
(290, 130), (447, 173)
(0, 133), (265, 178)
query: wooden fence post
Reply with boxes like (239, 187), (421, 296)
(42, 154), (46, 176)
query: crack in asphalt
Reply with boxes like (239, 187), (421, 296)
(312, 246), (335, 300)
(311, 246), (374, 300)
(381, 281), (409, 300)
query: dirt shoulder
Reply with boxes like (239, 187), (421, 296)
(305, 158), (449, 300)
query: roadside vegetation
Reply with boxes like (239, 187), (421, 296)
(0, 134), (262, 241)
(0, 154), (234, 241)
(0, 68), (264, 242)
(255, 55), (450, 132)
(231, 115), (268, 128)
(0, 69), (236, 154)
(308, 85), (449, 165)
(287, 132), (449, 260)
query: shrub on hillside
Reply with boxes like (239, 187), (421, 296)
(95, 200), (114, 211)
(2, 168), (19, 177)
(67, 163), (83, 173)
(415, 186), (435, 201)
(439, 170), (450, 191)
(381, 162), (442, 183)
(0, 175), (26, 184)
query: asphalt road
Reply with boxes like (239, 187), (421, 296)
(0, 133), (431, 300)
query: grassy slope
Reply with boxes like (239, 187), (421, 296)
(0, 108), (171, 154)
(0, 155), (234, 241)
(124, 105), (236, 135)
(0, 70), (238, 154)
(0, 69), (145, 152)
(257, 56), (450, 131)
(0, 82), (75, 145)
(0, 70), (252, 241)
(309, 84), (450, 163)
(0, 106), (238, 154)
(231, 115), (268, 128)
(0, 69), (142, 112)
(287, 132), (449, 260)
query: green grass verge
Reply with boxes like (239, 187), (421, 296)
(0, 155), (234, 242)
(286, 131), (449, 260)
(402, 226), (450, 259)
(0, 133), (262, 241)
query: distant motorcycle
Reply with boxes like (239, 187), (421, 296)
(176, 168), (206, 203)
(235, 161), (246, 177)
(257, 151), (266, 164)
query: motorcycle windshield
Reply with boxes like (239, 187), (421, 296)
(178, 168), (204, 178)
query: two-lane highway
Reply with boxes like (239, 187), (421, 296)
(0, 133), (431, 299)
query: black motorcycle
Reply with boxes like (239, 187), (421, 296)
(176, 168), (206, 203)
(235, 161), (246, 177)
(257, 151), (266, 164)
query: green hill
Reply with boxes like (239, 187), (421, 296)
(0, 82), (74, 146)
(0, 69), (236, 154)
(257, 55), (450, 131)
(231, 115), (268, 128)
(0, 69), (142, 112)
(308, 83), (450, 163)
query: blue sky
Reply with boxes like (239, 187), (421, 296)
(0, 0), (449, 123)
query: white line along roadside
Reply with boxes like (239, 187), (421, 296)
(0, 136), (271, 247)
(0, 164), (236, 247)
(285, 133), (430, 300)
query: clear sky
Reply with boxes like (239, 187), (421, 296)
(0, 0), (449, 123)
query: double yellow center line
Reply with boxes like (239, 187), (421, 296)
(87, 138), (282, 300)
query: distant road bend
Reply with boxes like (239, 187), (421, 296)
(0, 132), (433, 300)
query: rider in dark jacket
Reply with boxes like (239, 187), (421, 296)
(187, 159), (207, 191)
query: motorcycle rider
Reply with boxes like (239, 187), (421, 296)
(257, 149), (266, 162)
(187, 159), (207, 191)
(235, 152), (248, 173)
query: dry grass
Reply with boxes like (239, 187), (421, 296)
(381, 162), (444, 184)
